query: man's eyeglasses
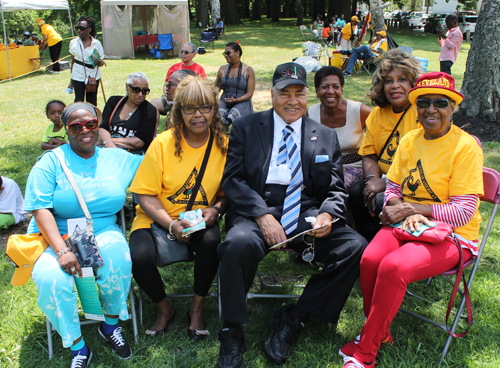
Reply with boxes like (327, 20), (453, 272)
(180, 50), (192, 55)
(67, 119), (99, 133)
(181, 105), (213, 114)
(166, 81), (178, 89)
(127, 84), (151, 95)
(416, 98), (450, 109)
(302, 234), (315, 264)
(75, 26), (88, 32)
(222, 51), (235, 56)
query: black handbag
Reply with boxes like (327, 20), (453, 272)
(151, 133), (214, 267)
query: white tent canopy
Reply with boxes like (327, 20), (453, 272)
(101, 0), (190, 59)
(0, 0), (69, 11)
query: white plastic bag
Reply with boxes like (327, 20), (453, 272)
(293, 56), (322, 73)
(302, 41), (323, 57)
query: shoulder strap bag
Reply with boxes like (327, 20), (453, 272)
(53, 150), (104, 269)
(152, 132), (214, 267)
(377, 104), (411, 162)
(80, 40), (98, 93)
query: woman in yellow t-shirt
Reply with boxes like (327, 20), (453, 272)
(37, 18), (63, 73)
(348, 49), (423, 241)
(129, 76), (228, 340)
(340, 73), (483, 368)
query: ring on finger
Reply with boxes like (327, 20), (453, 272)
(70, 267), (76, 274)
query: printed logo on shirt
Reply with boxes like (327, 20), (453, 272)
(379, 131), (400, 166)
(166, 168), (208, 206)
(401, 159), (441, 202)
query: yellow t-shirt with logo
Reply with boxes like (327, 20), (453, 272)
(341, 23), (354, 40)
(387, 125), (484, 240)
(40, 24), (62, 46)
(359, 105), (420, 174)
(130, 129), (227, 232)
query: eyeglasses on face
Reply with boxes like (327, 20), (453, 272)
(180, 50), (192, 55)
(222, 50), (236, 56)
(67, 118), (99, 133)
(166, 81), (178, 89)
(127, 84), (151, 95)
(181, 105), (213, 114)
(75, 26), (88, 31)
(416, 98), (450, 109)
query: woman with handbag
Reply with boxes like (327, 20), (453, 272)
(129, 76), (228, 340)
(99, 72), (158, 155)
(214, 42), (255, 128)
(68, 16), (104, 106)
(24, 102), (142, 367)
(339, 72), (484, 368)
(348, 49), (423, 241)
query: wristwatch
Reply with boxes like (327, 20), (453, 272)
(211, 206), (222, 221)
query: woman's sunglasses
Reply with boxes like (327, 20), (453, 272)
(127, 84), (150, 95)
(222, 51), (235, 56)
(67, 118), (99, 133)
(181, 105), (213, 114)
(75, 26), (88, 32)
(302, 234), (315, 264)
(416, 98), (450, 109)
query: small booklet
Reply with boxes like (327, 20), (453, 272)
(391, 221), (436, 237)
(180, 209), (206, 237)
(74, 267), (105, 321)
(88, 48), (101, 67)
(269, 218), (339, 250)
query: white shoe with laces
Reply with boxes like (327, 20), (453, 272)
(70, 350), (93, 368)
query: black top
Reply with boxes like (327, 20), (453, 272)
(101, 95), (157, 152)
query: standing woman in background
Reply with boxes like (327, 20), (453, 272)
(68, 16), (105, 107)
(37, 18), (63, 73)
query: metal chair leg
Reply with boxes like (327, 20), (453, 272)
(46, 317), (53, 359)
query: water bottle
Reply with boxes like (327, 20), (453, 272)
(63, 87), (73, 94)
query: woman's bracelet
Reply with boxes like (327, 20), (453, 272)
(169, 220), (179, 238)
(56, 248), (71, 259)
(365, 174), (379, 182)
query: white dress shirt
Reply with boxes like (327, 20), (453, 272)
(69, 37), (105, 82)
(265, 111), (302, 185)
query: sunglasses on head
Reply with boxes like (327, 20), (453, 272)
(166, 81), (178, 89)
(127, 84), (150, 95)
(67, 118), (99, 133)
(180, 50), (192, 55)
(181, 105), (213, 114)
(75, 26), (88, 31)
(302, 234), (316, 264)
(416, 98), (450, 109)
(222, 51), (235, 56)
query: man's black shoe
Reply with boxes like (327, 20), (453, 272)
(217, 327), (247, 368)
(264, 305), (305, 365)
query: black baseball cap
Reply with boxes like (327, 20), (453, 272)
(272, 62), (308, 89)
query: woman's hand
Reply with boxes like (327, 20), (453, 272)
(58, 252), (82, 278)
(363, 177), (386, 204)
(224, 97), (237, 104)
(379, 203), (408, 225)
(202, 208), (219, 227)
(92, 56), (105, 67)
(401, 214), (433, 233)
(172, 219), (194, 243)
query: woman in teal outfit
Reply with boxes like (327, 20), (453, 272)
(24, 102), (142, 368)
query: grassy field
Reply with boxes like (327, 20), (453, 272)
(0, 18), (499, 368)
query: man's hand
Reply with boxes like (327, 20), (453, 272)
(255, 214), (287, 247)
(311, 212), (334, 238)
(201, 207), (219, 227)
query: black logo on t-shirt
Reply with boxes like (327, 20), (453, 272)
(167, 168), (208, 205)
(401, 159), (441, 202)
(380, 131), (400, 166)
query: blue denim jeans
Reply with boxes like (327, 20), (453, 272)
(346, 45), (375, 74)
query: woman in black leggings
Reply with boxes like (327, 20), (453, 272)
(129, 76), (228, 340)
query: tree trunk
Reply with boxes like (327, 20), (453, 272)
(266, 0), (272, 18)
(197, 0), (210, 27)
(369, 0), (385, 32)
(296, 0), (304, 25)
(459, 0), (500, 120)
(312, 0), (325, 19)
(283, 0), (291, 17)
(351, 0), (358, 19)
(211, 0), (221, 22)
(271, 0), (280, 21)
(242, 0), (251, 18)
(220, 0), (243, 24)
(251, 0), (262, 20)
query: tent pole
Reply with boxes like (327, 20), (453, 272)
(0, 3), (12, 80)
(67, 3), (74, 37)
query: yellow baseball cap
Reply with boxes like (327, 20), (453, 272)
(377, 30), (387, 37)
(6, 234), (48, 286)
(351, 16), (359, 22)
(36, 18), (45, 26)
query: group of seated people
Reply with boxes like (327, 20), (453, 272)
(12, 47), (484, 368)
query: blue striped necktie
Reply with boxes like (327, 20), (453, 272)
(279, 125), (303, 235)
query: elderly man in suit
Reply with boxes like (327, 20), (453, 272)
(217, 62), (368, 368)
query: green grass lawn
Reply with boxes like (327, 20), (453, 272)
(0, 18), (499, 368)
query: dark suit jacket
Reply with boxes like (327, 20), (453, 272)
(222, 108), (348, 226)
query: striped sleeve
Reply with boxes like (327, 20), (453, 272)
(431, 195), (479, 228)
(383, 179), (403, 207)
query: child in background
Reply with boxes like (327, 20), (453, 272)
(0, 176), (26, 229)
(41, 100), (67, 151)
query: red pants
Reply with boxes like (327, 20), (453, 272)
(353, 226), (472, 364)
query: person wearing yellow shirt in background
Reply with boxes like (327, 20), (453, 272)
(338, 16), (359, 50)
(343, 30), (388, 77)
(37, 18), (63, 73)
